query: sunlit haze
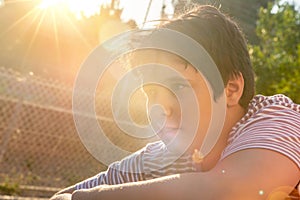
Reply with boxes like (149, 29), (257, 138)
(38, 0), (174, 27)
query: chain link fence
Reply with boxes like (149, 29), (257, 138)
(0, 66), (155, 192)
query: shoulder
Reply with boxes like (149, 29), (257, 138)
(247, 94), (300, 129)
(222, 94), (300, 168)
(249, 94), (300, 113)
(248, 94), (300, 130)
(230, 94), (300, 138)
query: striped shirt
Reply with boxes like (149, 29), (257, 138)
(75, 94), (300, 190)
(221, 94), (300, 167)
(75, 142), (196, 189)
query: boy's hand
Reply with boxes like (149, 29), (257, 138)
(49, 193), (72, 200)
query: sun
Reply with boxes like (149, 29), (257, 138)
(38, 0), (111, 20)
(37, 0), (174, 27)
(0, 0), (5, 7)
(38, 0), (62, 9)
(1, 0), (174, 69)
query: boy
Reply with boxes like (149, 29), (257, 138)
(51, 5), (299, 200)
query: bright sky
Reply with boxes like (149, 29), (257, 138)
(34, 0), (300, 26)
(283, 0), (300, 8)
(271, 0), (300, 13)
(36, 0), (174, 28)
(119, 0), (174, 28)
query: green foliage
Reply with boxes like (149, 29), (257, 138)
(193, 0), (273, 43)
(0, 177), (20, 196)
(250, 1), (300, 103)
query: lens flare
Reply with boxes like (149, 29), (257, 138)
(38, 0), (111, 19)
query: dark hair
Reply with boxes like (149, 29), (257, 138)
(161, 5), (255, 109)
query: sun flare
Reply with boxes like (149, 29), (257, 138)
(1, 0), (174, 71)
(38, 0), (112, 19)
(37, 0), (174, 26)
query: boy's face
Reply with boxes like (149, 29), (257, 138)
(140, 50), (213, 154)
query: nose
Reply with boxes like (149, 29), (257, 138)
(143, 84), (175, 117)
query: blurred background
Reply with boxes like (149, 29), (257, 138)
(0, 0), (299, 199)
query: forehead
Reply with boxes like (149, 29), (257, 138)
(127, 49), (188, 71)
(118, 49), (207, 86)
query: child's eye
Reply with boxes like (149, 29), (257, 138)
(170, 83), (190, 91)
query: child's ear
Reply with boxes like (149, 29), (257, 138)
(225, 72), (244, 107)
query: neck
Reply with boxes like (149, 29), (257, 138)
(223, 103), (246, 135)
(201, 104), (246, 171)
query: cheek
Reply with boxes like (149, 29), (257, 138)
(191, 85), (213, 142)
(199, 95), (212, 118)
(197, 81), (213, 122)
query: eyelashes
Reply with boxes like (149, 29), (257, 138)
(143, 81), (191, 100)
(169, 82), (191, 91)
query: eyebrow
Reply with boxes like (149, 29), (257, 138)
(170, 57), (197, 72)
(172, 57), (189, 69)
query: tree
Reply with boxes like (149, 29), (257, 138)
(174, 0), (273, 44)
(250, 1), (300, 103)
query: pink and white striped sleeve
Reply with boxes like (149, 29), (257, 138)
(221, 105), (300, 168)
(75, 149), (145, 190)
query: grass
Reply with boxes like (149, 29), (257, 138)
(0, 179), (20, 196)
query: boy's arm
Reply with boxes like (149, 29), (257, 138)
(54, 185), (76, 195)
(71, 148), (299, 200)
(50, 146), (146, 198)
